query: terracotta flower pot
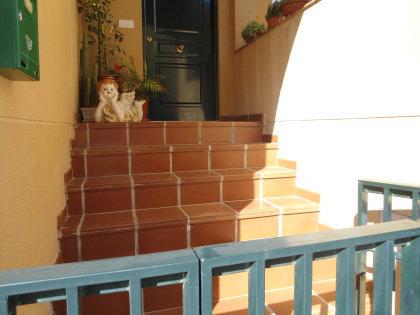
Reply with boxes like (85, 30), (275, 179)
(266, 16), (286, 29)
(267, 17), (280, 29)
(280, 0), (310, 16)
(81, 107), (95, 122)
(142, 100), (149, 121)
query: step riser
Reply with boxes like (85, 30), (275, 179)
(67, 177), (296, 215)
(75, 123), (263, 148)
(71, 148), (279, 177)
(59, 211), (324, 313)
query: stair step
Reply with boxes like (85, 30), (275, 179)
(60, 196), (318, 261)
(74, 121), (263, 148)
(66, 167), (297, 214)
(71, 143), (279, 177)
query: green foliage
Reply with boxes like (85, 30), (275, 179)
(241, 21), (267, 43)
(265, 1), (284, 19)
(77, 0), (125, 75)
(120, 56), (167, 101)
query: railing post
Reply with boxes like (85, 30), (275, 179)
(356, 181), (368, 315)
(336, 247), (355, 315)
(129, 276), (142, 315)
(66, 287), (80, 315)
(412, 191), (419, 221)
(383, 187), (392, 222)
(400, 237), (420, 315)
(373, 240), (394, 315)
(294, 253), (313, 315)
(248, 259), (265, 315)
(183, 263), (200, 315)
(200, 265), (213, 315)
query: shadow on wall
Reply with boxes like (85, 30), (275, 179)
(233, 12), (303, 134)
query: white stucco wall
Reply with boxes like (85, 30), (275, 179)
(273, 0), (420, 227)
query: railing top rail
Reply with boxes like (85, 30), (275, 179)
(195, 220), (420, 262)
(0, 249), (196, 294)
(360, 179), (420, 194)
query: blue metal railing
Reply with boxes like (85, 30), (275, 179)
(0, 249), (199, 315)
(356, 180), (420, 315)
(358, 180), (420, 226)
(1, 221), (420, 314)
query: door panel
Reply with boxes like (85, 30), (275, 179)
(144, 0), (216, 121)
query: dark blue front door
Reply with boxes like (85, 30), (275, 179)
(143, 0), (217, 121)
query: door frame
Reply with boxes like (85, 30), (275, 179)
(141, 0), (219, 120)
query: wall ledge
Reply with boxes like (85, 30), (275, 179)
(235, 0), (321, 54)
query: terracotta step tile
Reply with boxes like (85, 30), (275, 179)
(182, 203), (236, 246)
(80, 211), (135, 261)
(234, 122), (263, 144)
(175, 170), (221, 205)
(265, 196), (319, 214)
(137, 207), (188, 254)
(201, 121), (233, 144)
(266, 286), (334, 315)
(89, 123), (127, 147)
(85, 148), (129, 177)
(166, 121), (199, 145)
(210, 144), (245, 169)
(172, 145), (209, 171)
(59, 215), (81, 263)
(133, 173), (178, 209)
(247, 143), (279, 168)
(214, 169), (259, 200)
(143, 285), (183, 313)
(129, 122), (165, 146)
(225, 199), (280, 241)
(132, 145), (171, 174)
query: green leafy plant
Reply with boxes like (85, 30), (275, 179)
(241, 21), (267, 43)
(120, 56), (167, 101)
(265, 1), (283, 19)
(77, 0), (125, 76)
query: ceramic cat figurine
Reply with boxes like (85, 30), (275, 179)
(94, 79), (145, 123)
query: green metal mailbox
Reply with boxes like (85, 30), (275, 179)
(0, 0), (40, 81)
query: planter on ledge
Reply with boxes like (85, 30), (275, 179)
(280, 0), (310, 16)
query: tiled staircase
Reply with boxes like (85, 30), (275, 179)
(57, 121), (335, 314)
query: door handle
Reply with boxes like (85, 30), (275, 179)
(176, 44), (185, 54)
(146, 35), (153, 43)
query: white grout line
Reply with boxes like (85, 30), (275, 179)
(222, 201), (239, 242)
(76, 177), (88, 262)
(86, 123), (90, 148)
(169, 146), (173, 173)
(244, 144), (248, 168)
(210, 170), (224, 202)
(129, 173), (139, 255)
(198, 122), (202, 144)
(126, 122), (130, 147)
(172, 172), (191, 248)
(83, 149), (88, 177)
(172, 172), (182, 206)
(163, 122), (167, 145)
(263, 198), (284, 237)
(265, 304), (276, 315)
(208, 145), (212, 170)
(128, 147), (139, 255)
(312, 289), (336, 313)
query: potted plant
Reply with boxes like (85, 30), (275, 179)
(279, 0), (310, 17)
(120, 56), (167, 121)
(77, 0), (125, 82)
(265, 1), (285, 29)
(77, 0), (125, 121)
(241, 21), (267, 44)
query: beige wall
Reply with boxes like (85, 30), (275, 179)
(232, 0), (420, 228)
(111, 0), (143, 73)
(0, 1), (79, 312)
(235, 0), (271, 49)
